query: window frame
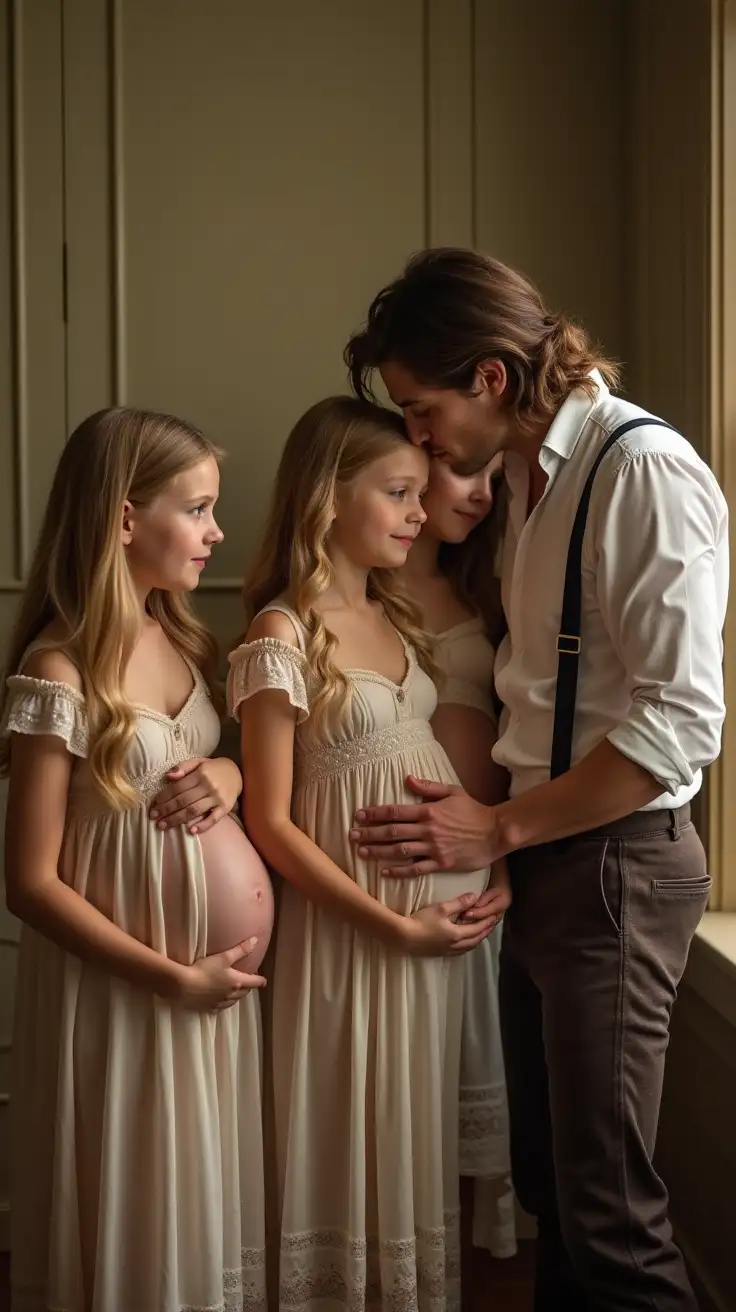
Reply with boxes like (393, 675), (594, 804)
(704, 0), (736, 911)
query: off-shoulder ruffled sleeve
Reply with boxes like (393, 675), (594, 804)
(227, 638), (310, 724)
(1, 675), (89, 757)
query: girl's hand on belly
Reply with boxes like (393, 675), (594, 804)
(172, 938), (266, 1013)
(401, 891), (499, 958)
(150, 757), (243, 834)
(459, 860), (512, 929)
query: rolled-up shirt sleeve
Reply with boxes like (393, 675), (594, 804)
(596, 450), (729, 795)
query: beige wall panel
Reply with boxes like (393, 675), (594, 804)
(0, 0), (66, 1250)
(72, 0), (429, 597)
(426, 0), (474, 246)
(0, 0), (66, 590)
(626, 0), (712, 443)
(0, 5), (17, 577)
(63, 0), (115, 425)
(473, 0), (628, 371)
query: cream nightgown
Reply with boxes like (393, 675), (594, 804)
(434, 618), (516, 1260)
(3, 643), (266, 1312)
(227, 603), (489, 1312)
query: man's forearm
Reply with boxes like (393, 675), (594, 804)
(494, 739), (664, 855)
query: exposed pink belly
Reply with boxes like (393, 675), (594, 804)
(161, 815), (274, 972)
(201, 816), (275, 971)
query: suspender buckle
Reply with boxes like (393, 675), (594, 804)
(556, 634), (581, 654)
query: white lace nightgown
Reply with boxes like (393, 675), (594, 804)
(3, 644), (266, 1312)
(434, 618), (516, 1259)
(227, 603), (490, 1312)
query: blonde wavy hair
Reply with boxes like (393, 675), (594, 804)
(0, 407), (222, 808)
(243, 395), (439, 726)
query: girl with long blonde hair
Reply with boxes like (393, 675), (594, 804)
(2, 408), (270, 1312)
(228, 395), (505, 1312)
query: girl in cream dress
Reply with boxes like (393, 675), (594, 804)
(228, 398), (503, 1312)
(400, 456), (516, 1283)
(1, 409), (270, 1312)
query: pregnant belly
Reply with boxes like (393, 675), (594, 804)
(419, 867), (488, 908)
(378, 866), (489, 919)
(161, 815), (275, 972)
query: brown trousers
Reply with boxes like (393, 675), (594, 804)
(499, 806), (710, 1311)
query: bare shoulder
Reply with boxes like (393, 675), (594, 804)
(245, 608), (302, 649)
(21, 633), (83, 693)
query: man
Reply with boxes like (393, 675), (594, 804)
(344, 248), (729, 1311)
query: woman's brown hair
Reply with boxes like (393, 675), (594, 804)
(437, 472), (507, 649)
(345, 247), (620, 426)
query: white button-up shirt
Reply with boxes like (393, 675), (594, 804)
(493, 371), (729, 810)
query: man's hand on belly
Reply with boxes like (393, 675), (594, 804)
(349, 777), (503, 877)
(349, 740), (666, 876)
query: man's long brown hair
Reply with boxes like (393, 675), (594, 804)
(345, 248), (620, 425)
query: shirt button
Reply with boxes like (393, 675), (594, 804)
(396, 689), (405, 703)
(173, 723), (182, 739)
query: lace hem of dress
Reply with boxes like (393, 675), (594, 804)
(279, 1211), (460, 1312)
(227, 640), (310, 724)
(458, 1084), (510, 1177)
(179, 1245), (267, 1312)
(2, 677), (89, 757)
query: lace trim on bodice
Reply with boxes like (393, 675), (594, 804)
(227, 638), (310, 724)
(295, 718), (435, 782)
(2, 675), (89, 757)
(61, 757), (199, 815)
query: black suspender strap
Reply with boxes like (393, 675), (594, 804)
(549, 416), (675, 780)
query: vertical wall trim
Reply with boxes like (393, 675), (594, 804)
(110, 0), (126, 404)
(9, 0), (29, 579)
